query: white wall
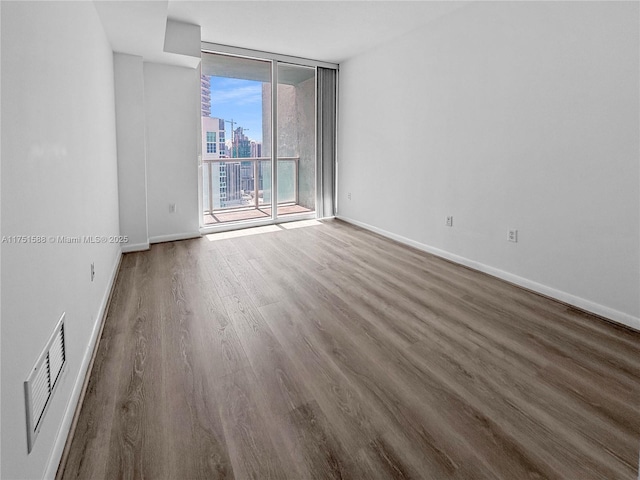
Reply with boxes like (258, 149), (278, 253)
(338, 2), (640, 328)
(143, 62), (200, 242)
(1, 2), (121, 479)
(114, 53), (149, 252)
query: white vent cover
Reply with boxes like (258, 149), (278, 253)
(24, 313), (66, 453)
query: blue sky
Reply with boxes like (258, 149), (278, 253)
(208, 76), (265, 142)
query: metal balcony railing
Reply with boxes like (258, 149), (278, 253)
(203, 157), (299, 215)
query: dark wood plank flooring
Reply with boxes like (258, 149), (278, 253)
(58, 219), (640, 479)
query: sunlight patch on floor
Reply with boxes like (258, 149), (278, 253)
(206, 219), (322, 241)
(279, 219), (322, 230)
(206, 224), (282, 241)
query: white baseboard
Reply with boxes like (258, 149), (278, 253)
(337, 215), (640, 332)
(121, 241), (150, 253)
(149, 231), (201, 244)
(43, 249), (123, 479)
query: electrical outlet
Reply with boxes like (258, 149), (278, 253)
(169, 203), (177, 213)
(446, 216), (453, 227)
(90, 262), (95, 282)
(508, 229), (518, 243)
(347, 192), (352, 200)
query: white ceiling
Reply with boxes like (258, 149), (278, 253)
(95, 1), (469, 67)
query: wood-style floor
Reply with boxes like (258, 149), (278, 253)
(58, 219), (640, 480)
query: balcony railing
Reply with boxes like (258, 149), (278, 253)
(203, 157), (299, 216)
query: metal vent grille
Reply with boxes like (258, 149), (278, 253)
(24, 313), (66, 453)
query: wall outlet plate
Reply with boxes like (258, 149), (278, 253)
(508, 229), (518, 243)
(446, 216), (453, 227)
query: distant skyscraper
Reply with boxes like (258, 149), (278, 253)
(201, 75), (211, 117)
(232, 127), (252, 158)
(230, 127), (253, 192)
(223, 162), (242, 206)
(250, 141), (262, 158)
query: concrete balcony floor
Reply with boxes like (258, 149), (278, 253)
(204, 203), (313, 225)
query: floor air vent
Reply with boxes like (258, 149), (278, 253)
(24, 313), (66, 453)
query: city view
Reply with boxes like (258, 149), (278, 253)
(201, 75), (268, 217)
(201, 54), (316, 225)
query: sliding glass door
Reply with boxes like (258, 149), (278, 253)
(200, 52), (319, 228)
(201, 53), (272, 225)
(276, 63), (316, 217)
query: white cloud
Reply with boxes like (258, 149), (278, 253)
(210, 82), (263, 107)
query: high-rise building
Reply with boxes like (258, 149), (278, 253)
(201, 117), (244, 208)
(201, 75), (211, 117)
(250, 141), (262, 158)
(201, 117), (226, 159)
(229, 127), (254, 193)
(219, 161), (242, 207)
(231, 127), (251, 158)
(240, 162), (253, 193)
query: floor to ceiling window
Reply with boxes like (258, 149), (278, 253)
(199, 46), (336, 231)
(201, 53), (272, 225)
